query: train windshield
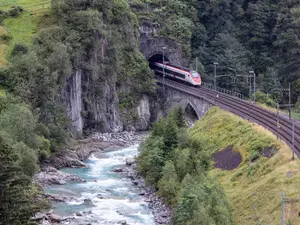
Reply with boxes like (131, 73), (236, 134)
(191, 71), (199, 78)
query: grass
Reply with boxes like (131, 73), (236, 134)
(3, 12), (38, 56)
(189, 107), (300, 225)
(0, 86), (5, 96)
(0, 0), (50, 11)
(0, 25), (8, 67)
(291, 111), (300, 120)
(258, 102), (300, 121)
(0, 0), (50, 67)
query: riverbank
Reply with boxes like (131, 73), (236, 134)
(123, 161), (172, 224)
(33, 131), (171, 225)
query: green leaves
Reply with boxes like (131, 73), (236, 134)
(137, 108), (232, 224)
(0, 132), (40, 225)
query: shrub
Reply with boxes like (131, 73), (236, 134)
(8, 6), (24, 17)
(254, 91), (276, 107)
(171, 174), (232, 225)
(295, 99), (300, 113)
(14, 142), (38, 177)
(11, 44), (28, 56)
(37, 136), (51, 160)
(158, 161), (180, 205)
(137, 137), (165, 186)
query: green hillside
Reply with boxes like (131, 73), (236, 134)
(0, 0), (49, 11)
(0, 0), (50, 67)
(190, 107), (300, 225)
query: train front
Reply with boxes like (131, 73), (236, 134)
(190, 70), (201, 86)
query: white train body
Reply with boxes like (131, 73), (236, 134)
(151, 62), (201, 86)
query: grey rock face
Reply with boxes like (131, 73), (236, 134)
(135, 95), (151, 130)
(64, 70), (83, 134)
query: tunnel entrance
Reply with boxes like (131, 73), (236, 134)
(185, 103), (199, 127)
(148, 54), (170, 65)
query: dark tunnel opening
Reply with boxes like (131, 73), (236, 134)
(148, 54), (170, 67)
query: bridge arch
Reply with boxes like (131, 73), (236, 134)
(160, 86), (211, 123)
(185, 102), (200, 121)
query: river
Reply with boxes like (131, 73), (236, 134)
(45, 144), (156, 225)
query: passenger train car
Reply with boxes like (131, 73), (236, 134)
(150, 61), (201, 86)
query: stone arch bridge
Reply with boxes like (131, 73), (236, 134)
(140, 36), (211, 121)
(158, 82), (212, 123)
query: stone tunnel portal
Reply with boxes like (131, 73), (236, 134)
(148, 53), (170, 73)
(148, 53), (170, 64)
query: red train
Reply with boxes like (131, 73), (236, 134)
(150, 62), (201, 86)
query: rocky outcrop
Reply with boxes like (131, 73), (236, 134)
(64, 70), (83, 134)
(34, 166), (86, 186)
(43, 193), (74, 202)
(33, 212), (61, 225)
(63, 35), (153, 135)
(135, 95), (151, 130)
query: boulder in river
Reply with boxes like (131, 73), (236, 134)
(49, 213), (61, 223)
(32, 212), (45, 221)
(83, 198), (93, 205)
(125, 157), (135, 166)
(113, 168), (124, 172)
(117, 220), (127, 225)
(76, 211), (83, 216)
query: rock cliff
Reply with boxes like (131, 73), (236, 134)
(63, 37), (152, 134)
(63, 2), (186, 135)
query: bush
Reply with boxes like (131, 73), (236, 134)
(295, 99), (300, 113)
(137, 137), (165, 186)
(0, 103), (39, 149)
(0, 10), (8, 23)
(158, 161), (180, 205)
(171, 174), (232, 225)
(11, 44), (28, 56)
(8, 6), (24, 17)
(14, 142), (38, 177)
(37, 136), (51, 160)
(254, 91), (276, 107)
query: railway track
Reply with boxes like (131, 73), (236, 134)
(156, 77), (300, 158)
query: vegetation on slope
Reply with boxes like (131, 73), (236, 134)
(0, 93), (50, 224)
(130, 0), (300, 105)
(190, 107), (300, 225)
(0, 0), (154, 222)
(137, 108), (232, 225)
(0, 1), (50, 67)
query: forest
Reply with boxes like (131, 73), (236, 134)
(131, 0), (300, 107)
(137, 108), (233, 225)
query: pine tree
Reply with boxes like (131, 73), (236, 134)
(0, 132), (37, 225)
(163, 118), (178, 156)
(173, 107), (186, 128)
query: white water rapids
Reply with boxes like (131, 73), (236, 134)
(45, 144), (156, 225)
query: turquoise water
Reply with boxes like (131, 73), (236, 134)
(45, 144), (156, 225)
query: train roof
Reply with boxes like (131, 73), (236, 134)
(164, 62), (192, 72)
(153, 61), (199, 73)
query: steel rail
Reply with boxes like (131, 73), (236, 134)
(156, 77), (300, 158)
